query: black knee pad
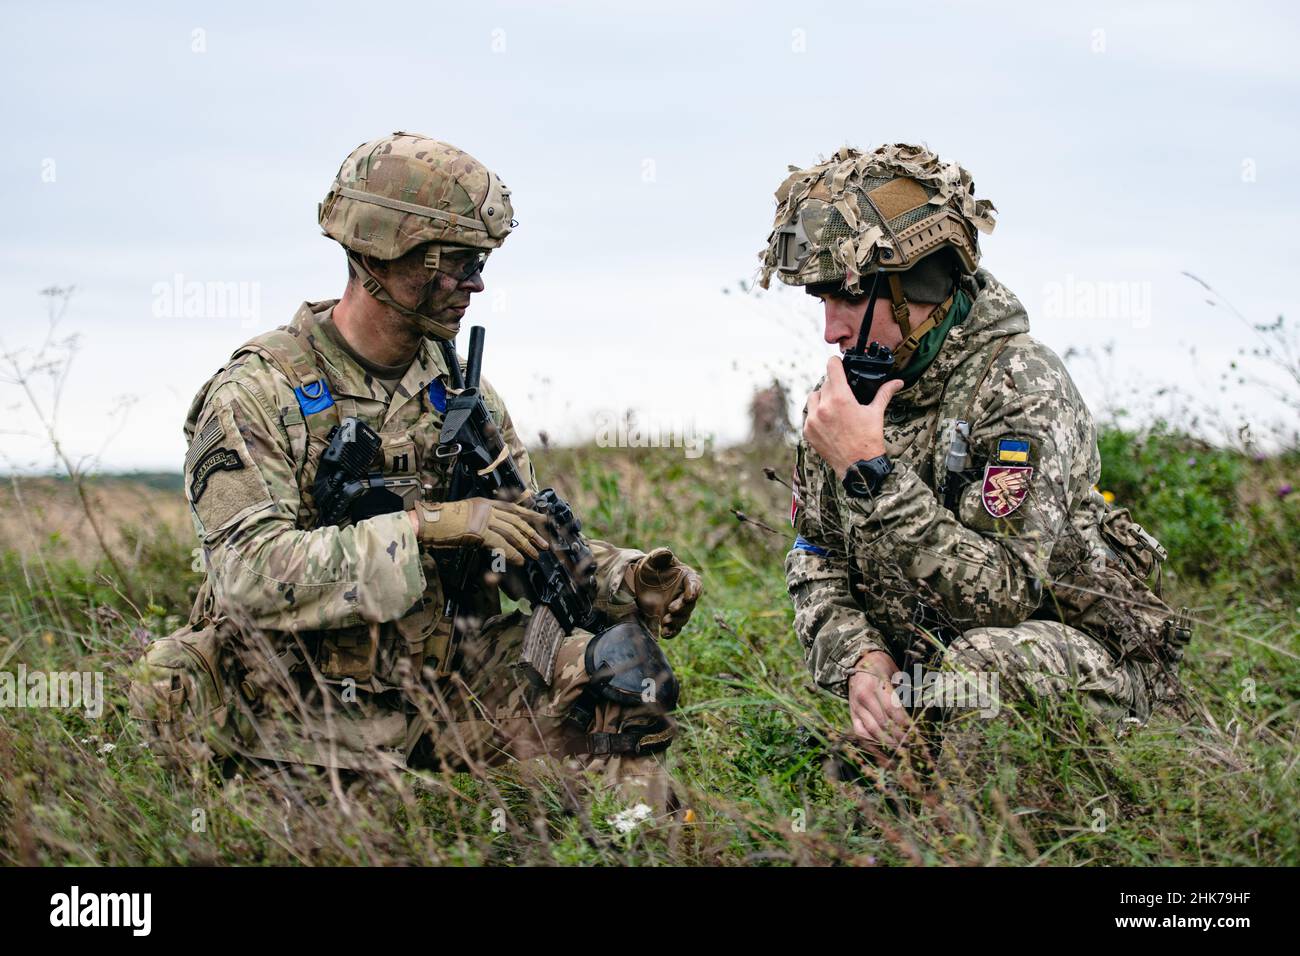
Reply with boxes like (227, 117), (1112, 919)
(584, 620), (679, 712)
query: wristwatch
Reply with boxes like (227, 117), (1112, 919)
(842, 455), (893, 499)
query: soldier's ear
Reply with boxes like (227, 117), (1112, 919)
(360, 254), (397, 282)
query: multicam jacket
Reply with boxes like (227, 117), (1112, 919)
(787, 269), (1178, 698)
(183, 300), (642, 690)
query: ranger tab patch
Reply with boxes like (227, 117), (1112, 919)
(190, 447), (245, 503)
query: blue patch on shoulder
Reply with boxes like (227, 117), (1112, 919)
(294, 379), (335, 415)
(427, 379), (447, 413)
(792, 535), (829, 556)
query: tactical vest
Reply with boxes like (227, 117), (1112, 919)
(185, 306), (426, 528)
(182, 304), (458, 688)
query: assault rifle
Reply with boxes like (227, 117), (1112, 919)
(434, 326), (646, 683)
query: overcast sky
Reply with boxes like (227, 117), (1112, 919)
(2, 0), (1297, 471)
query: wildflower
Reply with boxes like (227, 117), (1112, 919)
(1279, 483), (1293, 499)
(607, 803), (653, 834)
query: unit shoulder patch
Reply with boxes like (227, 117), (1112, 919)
(981, 464), (1033, 518)
(190, 447), (245, 503)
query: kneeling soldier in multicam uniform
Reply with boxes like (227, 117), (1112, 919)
(130, 132), (701, 809)
(758, 143), (1192, 755)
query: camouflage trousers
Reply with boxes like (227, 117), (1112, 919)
(130, 610), (677, 810)
(894, 620), (1166, 796)
(920, 620), (1155, 728)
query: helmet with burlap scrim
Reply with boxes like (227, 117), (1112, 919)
(318, 131), (514, 259)
(758, 143), (995, 296)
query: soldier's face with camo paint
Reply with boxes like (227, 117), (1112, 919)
(373, 244), (487, 327)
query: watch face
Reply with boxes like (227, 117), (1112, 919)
(843, 457), (891, 498)
(843, 467), (872, 498)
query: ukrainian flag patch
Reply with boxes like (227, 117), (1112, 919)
(996, 438), (1031, 464)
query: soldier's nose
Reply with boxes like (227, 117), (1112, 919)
(824, 304), (851, 347)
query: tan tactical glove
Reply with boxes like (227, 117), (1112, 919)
(412, 498), (550, 566)
(623, 547), (702, 638)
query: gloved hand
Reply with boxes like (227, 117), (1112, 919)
(623, 547), (702, 638)
(412, 498), (550, 566)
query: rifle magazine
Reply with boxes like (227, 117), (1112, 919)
(520, 605), (566, 686)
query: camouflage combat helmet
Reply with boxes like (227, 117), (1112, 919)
(758, 143), (996, 365)
(318, 131), (515, 339)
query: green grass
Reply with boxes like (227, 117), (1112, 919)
(1, 428), (1297, 866)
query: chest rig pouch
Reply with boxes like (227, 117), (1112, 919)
(314, 418), (422, 525)
(227, 311), (439, 688)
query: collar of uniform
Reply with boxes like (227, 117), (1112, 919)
(388, 334), (450, 416)
(292, 300), (451, 410)
(897, 323), (975, 414)
(291, 300), (385, 403)
(891, 270), (1030, 416)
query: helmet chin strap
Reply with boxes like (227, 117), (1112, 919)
(885, 272), (955, 368)
(347, 252), (461, 342)
(849, 270), (885, 354)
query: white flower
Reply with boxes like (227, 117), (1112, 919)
(607, 803), (653, 834)
(98, 742), (117, 755)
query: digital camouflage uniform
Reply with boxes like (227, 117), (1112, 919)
(130, 134), (678, 806)
(760, 145), (1191, 732)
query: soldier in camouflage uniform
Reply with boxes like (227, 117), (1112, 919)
(758, 144), (1191, 750)
(130, 132), (701, 807)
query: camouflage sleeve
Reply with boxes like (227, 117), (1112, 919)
(588, 538), (644, 618)
(786, 436), (891, 698)
(843, 385), (1080, 629)
(479, 375), (642, 617)
(187, 369), (425, 632)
